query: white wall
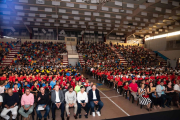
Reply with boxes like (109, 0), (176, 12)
(145, 34), (180, 51)
(158, 50), (180, 60)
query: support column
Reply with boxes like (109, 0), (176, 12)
(104, 36), (106, 42)
(124, 37), (127, 43)
(29, 33), (32, 39)
(0, 31), (3, 38)
(143, 37), (145, 44)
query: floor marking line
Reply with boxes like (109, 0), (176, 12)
(101, 95), (122, 98)
(98, 88), (130, 116)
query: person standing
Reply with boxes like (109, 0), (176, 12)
(1, 89), (19, 120)
(51, 85), (65, 120)
(36, 87), (50, 120)
(88, 84), (104, 116)
(65, 86), (77, 120)
(19, 88), (34, 120)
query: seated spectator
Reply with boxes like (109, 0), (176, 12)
(86, 82), (93, 94)
(156, 81), (172, 108)
(1, 89), (19, 120)
(147, 82), (161, 110)
(36, 87), (50, 120)
(174, 80), (180, 108)
(0, 94), (3, 106)
(51, 85), (65, 120)
(165, 81), (174, 105)
(19, 88), (34, 120)
(44, 82), (51, 94)
(123, 82), (129, 99)
(75, 81), (83, 93)
(12, 84), (19, 93)
(0, 80), (5, 93)
(50, 77), (56, 89)
(138, 83), (152, 111)
(77, 86), (88, 118)
(65, 86), (77, 120)
(88, 84), (104, 116)
(129, 79), (138, 101)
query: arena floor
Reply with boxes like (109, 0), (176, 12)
(55, 71), (179, 120)
(13, 71), (180, 120)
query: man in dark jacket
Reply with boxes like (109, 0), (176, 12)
(88, 84), (104, 117)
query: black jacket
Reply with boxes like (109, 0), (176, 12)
(88, 89), (101, 102)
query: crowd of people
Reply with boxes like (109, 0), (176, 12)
(0, 42), (16, 63)
(0, 65), (104, 120)
(113, 44), (157, 66)
(12, 41), (67, 66)
(86, 61), (180, 110)
(76, 42), (121, 68)
(0, 40), (180, 120)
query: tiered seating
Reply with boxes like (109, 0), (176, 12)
(0, 42), (19, 66)
(113, 45), (157, 66)
(76, 42), (120, 67)
(16, 41), (67, 66)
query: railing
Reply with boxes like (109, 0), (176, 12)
(153, 51), (169, 61)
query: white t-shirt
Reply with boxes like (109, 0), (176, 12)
(93, 91), (97, 100)
(174, 84), (180, 92)
(0, 95), (3, 102)
(0, 86), (5, 94)
(55, 91), (60, 102)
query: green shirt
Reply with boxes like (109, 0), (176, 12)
(74, 85), (83, 93)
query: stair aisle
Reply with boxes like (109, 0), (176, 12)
(63, 55), (69, 66)
(110, 46), (128, 66)
(1, 44), (21, 66)
(78, 54), (85, 66)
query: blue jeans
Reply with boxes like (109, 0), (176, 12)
(36, 104), (50, 119)
(89, 100), (104, 112)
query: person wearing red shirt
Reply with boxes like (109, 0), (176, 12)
(26, 76), (31, 82)
(114, 75), (120, 93)
(156, 74), (161, 80)
(75, 75), (80, 81)
(71, 78), (76, 89)
(127, 76), (132, 81)
(129, 79), (138, 101)
(163, 79), (167, 85)
(80, 75), (86, 83)
(0, 74), (6, 81)
(150, 75), (155, 81)
(123, 82), (129, 99)
(157, 79), (161, 85)
(144, 75), (149, 80)
(138, 76), (143, 81)
(107, 74), (113, 88)
(122, 75), (127, 83)
(12, 84), (19, 93)
(84, 79), (90, 88)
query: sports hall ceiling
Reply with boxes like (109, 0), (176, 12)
(0, 0), (180, 38)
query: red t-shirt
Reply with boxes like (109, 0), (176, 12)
(129, 83), (138, 92)
(31, 85), (39, 91)
(0, 76), (6, 81)
(123, 85), (129, 90)
(117, 81), (123, 86)
(115, 77), (120, 82)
